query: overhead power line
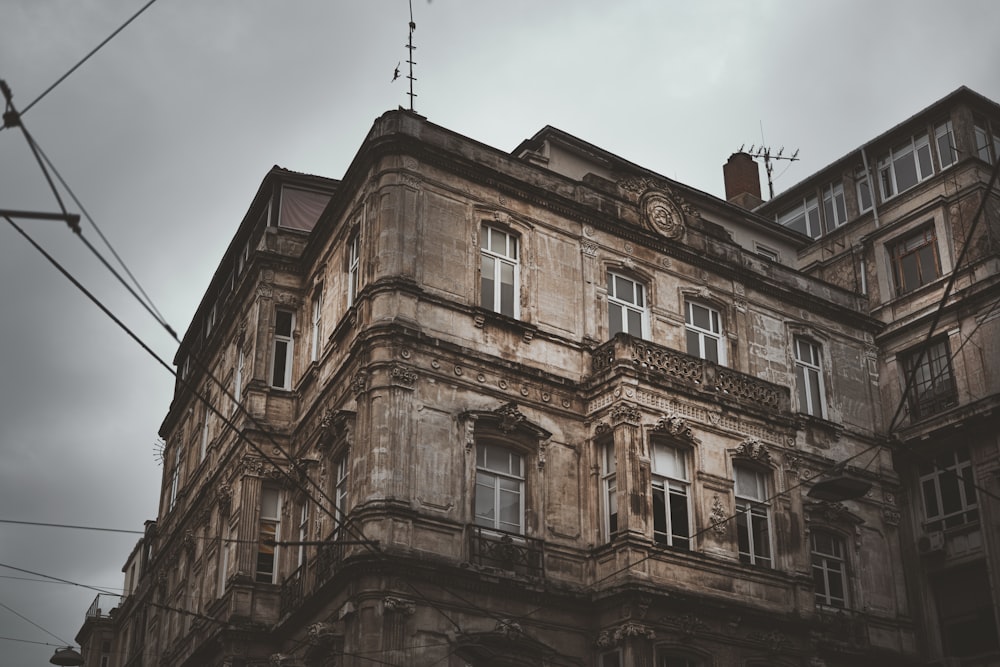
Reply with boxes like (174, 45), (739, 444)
(0, 601), (74, 646)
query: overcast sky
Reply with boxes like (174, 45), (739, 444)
(1, 1), (999, 664)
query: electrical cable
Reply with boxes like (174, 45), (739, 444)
(0, 518), (144, 535)
(0, 635), (65, 648)
(18, 0), (160, 118)
(0, 601), (75, 646)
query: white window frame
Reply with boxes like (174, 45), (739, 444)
(735, 464), (772, 567)
(270, 309), (295, 389)
(811, 529), (847, 607)
(310, 287), (323, 362)
(973, 117), (999, 164)
(822, 182), (848, 231)
(475, 442), (525, 535)
(199, 412), (210, 462)
(777, 195), (822, 238)
(794, 337), (827, 418)
(296, 501), (309, 568)
(685, 301), (726, 365)
(651, 442), (691, 550)
(754, 242), (780, 263)
(333, 451), (349, 536)
(480, 223), (520, 318)
(935, 120), (958, 170)
(855, 167), (873, 213)
(168, 444), (182, 511)
(919, 447), (978, 532)
(234, 345), (245, 408)
(601, 442), (617, 540)
(255, 486), (281, 583)
(347, 232), (360, 307)
(607, 272), (649, 339)
(878, 133), (934, 200)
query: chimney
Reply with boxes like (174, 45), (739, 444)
(723, 152), (763, 210)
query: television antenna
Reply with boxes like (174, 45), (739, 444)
(737, 144), (800, 199)
(405, 0), (417, 111)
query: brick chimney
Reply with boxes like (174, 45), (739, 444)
(723, 152), (763, 210)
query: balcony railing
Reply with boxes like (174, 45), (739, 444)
(469, 526), (543, 578)
(592, 335), (790, 414)
(85, 593), (119, 619)
(280, 565), (304, 617)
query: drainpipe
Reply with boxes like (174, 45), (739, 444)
(861, 146), (880, 228)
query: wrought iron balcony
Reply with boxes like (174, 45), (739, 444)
(85, 593), (119, 619)
(469, 526), (544, 578)
(280, 565), (305, 616)
(592, 334), (790, 414)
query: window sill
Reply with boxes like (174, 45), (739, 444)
(472, 308), (538, 343)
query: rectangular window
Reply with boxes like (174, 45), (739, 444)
(822, 182), (848, 231)
(902, 338), (958, 420)
(811, 530), (847, 607)
(685, 301), (725, 364)
(651, 443), (690, 550)
(735, 465), (771, 567)
(890, 225), (941, 295)
(234, 345), (245, 406)
(199, 415), (210, 462)
(310, 287), (323, 362)
(270, 309), (294, 389)
(334, 452), (349, 536)
(755, 243), (779, 262)
(878, 133), (933, 200)
(168, 444), (183, 511)
(219, 519), (232, 596)
(607, 272), (648, 339)
(935, 120), (957, 170)
(347, 232), (360, 307)
(777, 195), (822, 238)
(297, 501), (309, 568)
(973, 116), (999, 164)
(602, 442), (617, 539)
(855, 167), (873, 213)
(255, 487), (281, 583)
(919, 446), (978, 531)
(480, 224), (519, 318)
(600, 650), (623, 667)
(475, 443), (524, 534)
(933, 563), (999, 657)
(794, 338), (826, 418)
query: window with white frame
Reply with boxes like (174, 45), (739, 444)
(754, 243), (780, 262)
(310, 286), (323, 362)
(735, 464), (771, 567)
(877, 133), (934, 200)
(855, 167), (873, 213)
(168, 443), (183, 511)
(607, 272), (648, 339)
(685, 301), (725, 364)
(333, 451), (349, 536)
(270, 309), (294, 389)
(475, 442), (524, 534)
(777, 195), (822, 238)
(296, 501), (309, 569)
(255, 486), (281, 583)
(935, 120), (958, 170)
(199, 411), (210, 462)
(822, 182), (848, 231)
(902, 338), (958, 420)
(347, 232), (360, 307)
(920, 446), (978, 531)
(811, 530), (847, 607)
(794, 337), (826, 418)
(973, 116), (1000, 164)
(601, 441), (617, 539)
(651, 442), (691, 549)
(234, 345), (245, 407)
(480, 223), (519, 318)
(890, 225), (941, 295)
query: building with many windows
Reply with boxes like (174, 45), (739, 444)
(756, 85), (1000, 665)
(76, 87), (1000, 666)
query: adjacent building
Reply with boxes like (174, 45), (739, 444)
(77, 87), (1000, 666)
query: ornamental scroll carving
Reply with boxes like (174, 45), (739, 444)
(610, 402), (641, 426)
(350, 371), (367, 396)
(653, 414), (693, 439)
(493, 402), (527, 434)
(390, 365), (416, 387)
(595, 621), (656, 648)
(710, 495), (728, 535)
(734, 437), (771, 464)
(495, 619), (525, 640)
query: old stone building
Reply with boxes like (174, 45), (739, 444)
(756, 86), (1000, 665)
(76, 89), (1000, 667)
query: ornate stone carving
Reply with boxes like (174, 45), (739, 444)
(182, 529), (196, 559)
(749, 629), (789, 653)
(390, 365), (416, 386)
(242, 454), (265, 475)
(537, 440), (548, 470)
(350, 371), (367, 396)
(493, 402), (527, 434)
(581, 241), (598, 256)
(669, 612), (709, 638)
(653, 414), (693, 439)
(464, 418), (476, 452)
(710, 495), (728, 535)
(306, 622), (336, 641)
(495, 618), (524, 640)
(594, 421), (611, 435)
(735, 437), (771, 464)
(382, 596), (416, 615)
(641, 191), (686, 240)
(596, 621), (656, 647)
(217, 483), (233, 515)
(882, 508), (901, 526)
(610, 402), (641, 425)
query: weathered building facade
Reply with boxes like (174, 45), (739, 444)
(758, 86), (1000, 666)
(76, 89), (999, 667)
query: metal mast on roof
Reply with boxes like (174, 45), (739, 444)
(738, 144), (800, 199)
(406, 0), (417, 111)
